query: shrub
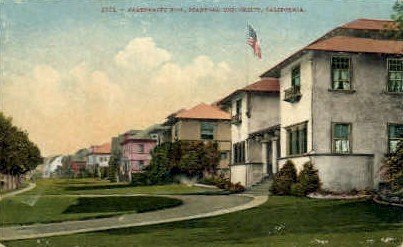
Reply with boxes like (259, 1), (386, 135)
(270, 160), (297, 195)
(297, 161), (321, 195)
(131, 173), (150, 186)
(143, 140), (220, 185)
(380, 141), (403, 192)
(290, 183), (305, 197)
(229, 182), (246, 193)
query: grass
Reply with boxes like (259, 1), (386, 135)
(0, 195), (182, 226)
(6, 197), (403, 247)
(22, 178), (218, 196)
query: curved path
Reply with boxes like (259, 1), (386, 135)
(0, 193), (267, 241)
(0, 183), (36, 201)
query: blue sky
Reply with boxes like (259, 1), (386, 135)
(0, 0), (396, 155)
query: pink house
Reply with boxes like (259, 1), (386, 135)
(121, 133), (157, 173)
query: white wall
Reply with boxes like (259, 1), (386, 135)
(312, 51), (403, 186)
(279, 53), (314, 158)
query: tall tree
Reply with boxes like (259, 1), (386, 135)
(0, 112), (43, 175)
(386, 1), (403, 39)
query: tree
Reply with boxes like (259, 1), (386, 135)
(385, 1), (403, 40)
(0, 112), (43, 176)
(381, 141), (403, 191)
(108, 150), (121, 182)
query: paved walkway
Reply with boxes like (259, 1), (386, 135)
(0, 193), (267, 241)
(0, 183), (36, 201)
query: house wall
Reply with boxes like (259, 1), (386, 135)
(279, 52), (314, 157)
(249, 94), (280, 133)
(172, 119), (231, 168)
(231, 93), (249, 144)
(87, 154), (110, 167)
(122, 140), (157, 172)
(312, 51), (403, 186)
(278, 155), (373, 191)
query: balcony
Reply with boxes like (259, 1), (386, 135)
(231, 114), (242, 125)
(284, 86), (302, 103)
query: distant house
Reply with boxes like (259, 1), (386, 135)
(218, 78), (280, 187)
(120, 130), (157, 180)
(86, 143), (111, 175)
(164, 103), (232, 174)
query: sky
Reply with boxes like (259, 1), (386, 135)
(0, 0), (396, 156)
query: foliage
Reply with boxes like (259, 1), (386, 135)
(388, 1), (403, 40)
(142, 140), (220, 185)
(144, 142), (175, 185)
(381, 141), (403, 192)
(100, 167), (109, 179)
(131, 173), (150, 186)
(0, 112), (43, 176)
(270, 160), (297, 195)
(290, 183), (305, 197)
(293, 161), (321, 196)
(108, 150), (121, 182)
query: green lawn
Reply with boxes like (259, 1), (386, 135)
(0, 195), (182, 226)
(6, 197), (403, 247)
(22, 178), (218, 196)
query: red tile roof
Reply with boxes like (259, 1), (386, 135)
(341, 19), (397, 31)
(217, 78), (279, 105)
(90, 143), (111, 155)
(306, 36), (403, 54)
(260, 19), (401, 78)
(242, 78), (280, 92)
(175, 103), (230, 120)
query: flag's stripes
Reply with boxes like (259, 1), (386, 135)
(247, 24), (262, 59)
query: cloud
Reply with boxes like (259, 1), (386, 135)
(2, 37), (241, 156)
(114, 37), (171, 70)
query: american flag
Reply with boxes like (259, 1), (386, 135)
(247, 24), (262, 59)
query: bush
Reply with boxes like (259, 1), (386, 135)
(131, 173), (150, 186)
(143, 140), (220, 185)
(290, 183), (305, 197)
(380, 141), (403, 192)
(229, 182), (245, 193)
(270, 160), (297, 195)
(297, 161), (321, 195)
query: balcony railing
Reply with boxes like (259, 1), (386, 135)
(231, 114), (242, 125)
(284, 86), (302, 103)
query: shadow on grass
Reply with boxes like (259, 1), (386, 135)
(63, 196), (183, 214)
(65, 184), (133, 191)
(101, 196), (402, 242)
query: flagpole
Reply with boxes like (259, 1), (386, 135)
(245, 21), (250, 86)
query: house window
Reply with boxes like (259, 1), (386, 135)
(387, 58), (403, 93)
(286, 122), (307, 155)
(388, 124), (403, 153)
(138, 160), (145, 170)
(137, 144), (144, 153)
(233, 141), (245, 163)
(220, 152), (228, 160)
(200, 122), (215, 140)
(291, 65), (301, 87)
(331, 56), (351, 90)
(235, 99), (242, 116)
(332, 123), (352, 153)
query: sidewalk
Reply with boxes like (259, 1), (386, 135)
(0, 183), (36, 201)
(0, 194), (267, 241)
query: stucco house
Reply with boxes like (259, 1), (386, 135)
(164, 103), (232, 174)
(121, 130), (157, 176)
(259, 18), (402, 192)
(218, 78), (280, 187)
(86, 143), (111, 175)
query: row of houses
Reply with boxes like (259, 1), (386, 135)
(69, 18), (401, 192)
